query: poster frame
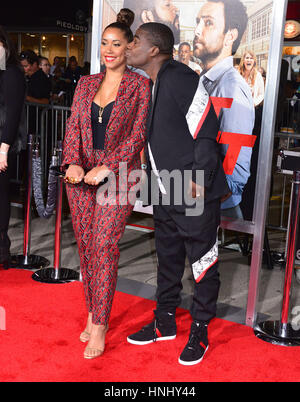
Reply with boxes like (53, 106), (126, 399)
(90, 0), (289, 327)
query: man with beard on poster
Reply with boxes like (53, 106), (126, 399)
(124, 0), (181, 44)
(193, 0), (255, 219)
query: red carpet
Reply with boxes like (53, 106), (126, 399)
(0, 269), (300, 382)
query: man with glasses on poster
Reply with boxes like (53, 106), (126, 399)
(193, 0), (255, 219)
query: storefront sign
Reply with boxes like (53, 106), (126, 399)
(56, 20), (88, 33)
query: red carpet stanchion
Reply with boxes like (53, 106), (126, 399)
(10, 135), (50, 270)
(255, 161), (300, 346)
(32, 141), (79, 284)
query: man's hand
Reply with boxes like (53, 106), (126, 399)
(26, 96), (49, 105)
(84, 165), (111, 186)
(221, 191), (232, 203)
(189, 180), (205, 199)
(0, 143), (9, 173)
(64, 165), (85, 184)
(0, 153), (8, 173)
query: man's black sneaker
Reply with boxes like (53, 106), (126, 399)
(178, 321), (209, 366)
(127, 311), (177, 345)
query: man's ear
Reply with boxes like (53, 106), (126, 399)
(149, 46), (160, 58)
(224, 28), (238, 50)
(141, 10), (155, 23)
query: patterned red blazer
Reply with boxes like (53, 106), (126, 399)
(62, 68), (151, 184)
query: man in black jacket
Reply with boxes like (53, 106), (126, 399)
(20, 50), (51, 105)
(126, 23), (229, 365)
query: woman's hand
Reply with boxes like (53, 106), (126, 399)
(0, 152), (8, 173)
(64, 165), (85, 184)
(84, 165), (111, 186)
(0, 143), (9, 173)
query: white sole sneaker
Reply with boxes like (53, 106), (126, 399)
(127, 334), (176, 345)
(178, 345), (209, 366)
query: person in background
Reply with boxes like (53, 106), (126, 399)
(0, 26), (26, 269)
(50, 56), (64, 76)
(173, 47), (178, 60)
(63, 56), (83, 87)
(178, 42), (202, 75)
(63, 56), (83, 101)
(81, 61), (91, 76)
(51, 66), (68, 104)
(238, 51), (265, 107)
(239, 52), (265, 222)
(20, 50), (51, 104)
(39, 56), (53, 102)
(258, 66), (266, 86)
(39, 56), (51, 78)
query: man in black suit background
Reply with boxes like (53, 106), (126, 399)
(126, 22), (229, 366)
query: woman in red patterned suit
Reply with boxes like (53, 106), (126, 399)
(62, 22), (151, 360)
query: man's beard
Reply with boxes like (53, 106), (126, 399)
(193, 38), (222, 67)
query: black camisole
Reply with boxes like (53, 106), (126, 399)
(91, 101), (114, 150)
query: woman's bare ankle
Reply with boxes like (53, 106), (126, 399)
(85, 312), (93, 333)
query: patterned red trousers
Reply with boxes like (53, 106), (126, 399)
(66, 183), (133, 325)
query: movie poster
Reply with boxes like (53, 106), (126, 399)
(100, 0), (275, 220)
(102, 0), (273, 71)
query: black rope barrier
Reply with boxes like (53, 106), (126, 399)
(10, 135), (50, 270)
(32, 141), (79, 284)
(32, 141), (59, 220)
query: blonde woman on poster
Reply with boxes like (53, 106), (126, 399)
(238, 51), (265, 107)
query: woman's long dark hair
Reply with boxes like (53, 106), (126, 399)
(0, 25), (19, 66)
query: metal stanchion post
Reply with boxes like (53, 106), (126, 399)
(32, 141), (79, 284)
(10, 135), (50, 270)
(254, 170), (300, 346)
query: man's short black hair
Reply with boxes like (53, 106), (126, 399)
(19, 49), (39, 65)
(209, 0), (248, 55)
(179, 42), (191, 51)
(139, 22), (174, 56)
